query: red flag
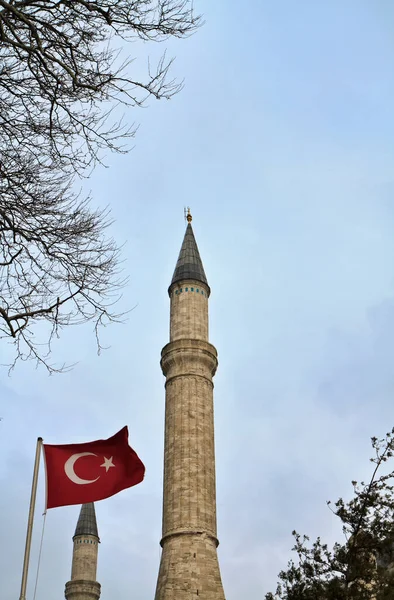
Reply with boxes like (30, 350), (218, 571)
(43, 426), (145, 509)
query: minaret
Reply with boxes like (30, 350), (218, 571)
(64, 503), (101, 600)
(154, 210), (225, 599)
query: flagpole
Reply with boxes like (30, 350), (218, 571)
(19, 437), (43, 600)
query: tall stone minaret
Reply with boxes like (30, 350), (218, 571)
(154, 211), (225, 600)
(64, 503), (101, 600)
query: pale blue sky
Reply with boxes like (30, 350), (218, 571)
(2, 1), (394, 598)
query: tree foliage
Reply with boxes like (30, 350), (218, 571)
(266, 430), (394, 600)
(0, 0), (200, 370)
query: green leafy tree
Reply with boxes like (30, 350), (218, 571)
(266, 430), (394, 600)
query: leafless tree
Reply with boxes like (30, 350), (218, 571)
(0, 1), (201, 371)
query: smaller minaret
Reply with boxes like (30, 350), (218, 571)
(64, 503), (101, 600)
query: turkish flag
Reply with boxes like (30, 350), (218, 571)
(43, 427), (145, 509)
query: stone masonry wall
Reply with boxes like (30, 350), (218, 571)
(170, 280), (209, 342)
(155, 533), (225, 600)
(65, 534), (100, 600)
(155, 277), (225, 600)
(161, 342), (218, 539)
(70, 535), (99, 581)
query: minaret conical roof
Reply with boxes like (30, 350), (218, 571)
(73, 503), (99, 540)
(170, 222), (209, 291)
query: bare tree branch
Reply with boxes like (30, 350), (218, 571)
(0, 1), (201, 371)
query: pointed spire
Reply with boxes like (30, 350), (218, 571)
(73, 503), (99, 540)
(170, 220), (209, 293)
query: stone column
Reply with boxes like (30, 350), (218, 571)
(65, 504), (101, 600)
(154, 278), (225, 600)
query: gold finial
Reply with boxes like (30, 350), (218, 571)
(186, 207), (192, 223)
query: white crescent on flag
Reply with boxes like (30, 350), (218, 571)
(64, 452), (100, 485)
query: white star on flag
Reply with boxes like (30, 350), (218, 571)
(100, 456), (115, 472)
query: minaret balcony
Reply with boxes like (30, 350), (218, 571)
(161, 339), (218, 380)
(65, 580), (101, 600)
